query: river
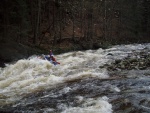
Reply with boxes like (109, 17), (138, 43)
(0, 43), (150, 113)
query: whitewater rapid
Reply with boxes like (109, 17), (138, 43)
(0, 43), (150, 113)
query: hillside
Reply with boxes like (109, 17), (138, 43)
(0, 0), (150, 66)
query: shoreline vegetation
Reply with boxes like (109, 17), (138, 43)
(0, 0), (150, 66)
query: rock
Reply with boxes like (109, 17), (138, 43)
(99, 66), (105, 68)
(107, 53), (113, 56)
(128, 58), (138, 63)
(119, 63), (124, 69)
(139, 66), (147, 70)
(105, 52), (150, 71)
(115, 59), (122, 64)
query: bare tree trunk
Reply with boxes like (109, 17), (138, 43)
(31, 1), (37, 44)
(91, 8), (93, 40)
(72, 15), (75, 42)
(59, 3), (62, 42)
(80, 0), (83, 38)
(52, 1), (56, 47)
(3, 0), (9, 41)
(104, 0), (107, 41)
(142, 0), (148, 32)
(35, 0), (41, 45)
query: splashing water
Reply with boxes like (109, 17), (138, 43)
(61, 96), (112, 113)
(0, 49), (109, 104)
(0, 43), (150, 113)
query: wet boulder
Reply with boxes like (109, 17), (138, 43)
(105, 51), (150, 71)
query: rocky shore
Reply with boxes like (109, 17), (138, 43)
(100, 49), (150, 71)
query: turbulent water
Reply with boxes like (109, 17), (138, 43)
(0, 43), (150, 113)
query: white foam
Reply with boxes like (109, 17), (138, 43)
(1, 43), (149, 106)
(61, 96), (112, 113)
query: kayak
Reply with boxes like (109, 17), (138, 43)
(40, 54), (60, 65)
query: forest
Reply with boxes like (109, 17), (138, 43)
(0, 0), (150, 64)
